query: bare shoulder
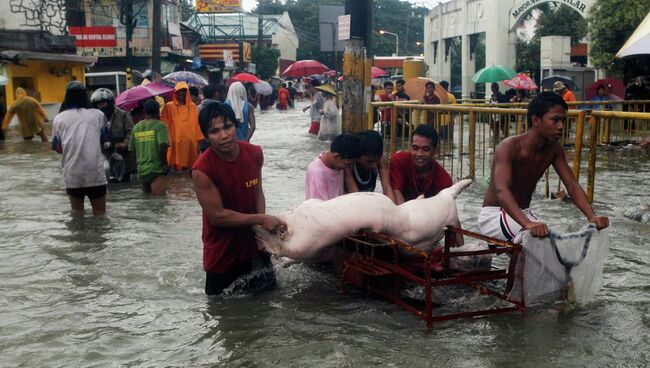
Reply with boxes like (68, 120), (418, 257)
(494, 136), (520, 157)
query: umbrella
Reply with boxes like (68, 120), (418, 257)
(404, 77), (448, 104)
(231, 72), (260, 83)
(282, 60), (329, 77)
(254, 80), (273, 96)
(471, 65), (517, 83)
(541, 75), (578, 91)
(586, 78), (626, 100)
(115, 82), (174, 111)
(503, 73), (538, 90)
(371, 66), (388, 78)
(616, 11), (650, 58)
(163, 71), (208, 86)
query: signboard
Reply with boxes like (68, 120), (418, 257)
(196, 0), (241, 13)
(318, 4), (345, 52)
(223, 50), (234, 67)
(68, 26), (117, 47)
(338, 15), (350, 41)
(199, 44), (250, 63)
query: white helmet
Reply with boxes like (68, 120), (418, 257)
(90, 88), (115, 103)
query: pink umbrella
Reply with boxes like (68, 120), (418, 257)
(371, 66), (388, 78)
(586, 78), (626, 100)
(282, 60), (329, 77)
(115, 82), (174, 111)
(503, 73), (538, 90)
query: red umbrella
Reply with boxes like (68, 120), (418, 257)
(371, 66), (388, 78)
(586, 78), (626, 100)
(503, 73), (538, 90)
(231, 72), (260, 83)
(282, 60), (329, 77)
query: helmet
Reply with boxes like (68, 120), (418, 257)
(66, 80), (86, 91)
(90, 88), (115, 103)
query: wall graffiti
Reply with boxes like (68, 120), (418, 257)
(9, 0), (68, 34)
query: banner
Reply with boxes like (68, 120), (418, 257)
(196, 0), (241, 13)
(68, 26), (117, 47)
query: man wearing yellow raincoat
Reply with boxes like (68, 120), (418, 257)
(1, 88), (48, 142)
(160, 82), (202, 170)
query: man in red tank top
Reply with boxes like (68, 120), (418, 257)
(192, 102), (286, 296)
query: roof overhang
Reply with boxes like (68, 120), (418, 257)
(0, 50), (97, 65)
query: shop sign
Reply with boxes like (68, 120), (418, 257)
(196, 0), (241, 13)
(69, 26), (117, 47)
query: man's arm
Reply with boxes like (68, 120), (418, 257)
(192, 169), (285, 232)
(552, 147), (609, 230)
(492, 141), (549, 237)
(343, 166), (359, 193)
(389, 155), (406, 205)
(378, 155), (397, 204)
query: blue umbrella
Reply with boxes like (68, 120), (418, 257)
(163, 71), (208, 86)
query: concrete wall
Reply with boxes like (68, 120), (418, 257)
(0, 0), (67, 35)
(6, 61), (86, 105)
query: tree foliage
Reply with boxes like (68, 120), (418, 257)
(536, 4), (587, 44)
(588, 0), (650, 71)
(251, 45), (280, 80)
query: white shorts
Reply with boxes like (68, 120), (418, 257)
(478, 206), (542, 243)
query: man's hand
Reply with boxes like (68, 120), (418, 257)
(302, 106), (309, 113)
(588, 215), (609, 230)
(115, 142), (128, 152)
(524, 221), (549, 238)
(260, 215), (287, 234)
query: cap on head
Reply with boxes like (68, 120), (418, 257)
(90, 88), (115, 103)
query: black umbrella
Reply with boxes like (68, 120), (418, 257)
(541, 75), (578, 91)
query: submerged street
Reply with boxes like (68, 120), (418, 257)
(0, 102), (649, 367)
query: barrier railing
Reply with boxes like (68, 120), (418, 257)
(367, 101), (650, 203)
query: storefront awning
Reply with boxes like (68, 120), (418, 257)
(0, 50), (97, 64)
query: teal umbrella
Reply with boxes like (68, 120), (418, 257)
(471, 65), (517, 83)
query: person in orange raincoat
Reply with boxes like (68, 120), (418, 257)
(160, 82), (202, 170)
(277, 83), (290, 110)
(1, 87), (48, 142)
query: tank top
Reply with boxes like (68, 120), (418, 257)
(353, 163), (378, 192)
(191, 141), (263, 273)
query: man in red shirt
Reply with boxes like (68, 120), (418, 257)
(192, 101), (286, 296)
(379, 81), (395, 124)
(389, 124), (452, 205)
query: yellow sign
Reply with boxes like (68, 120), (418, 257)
(196, 0), (241, 13)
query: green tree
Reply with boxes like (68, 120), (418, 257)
(536, 4), (587, 44)
(252, 45), (281, 80)
(588, 0), (650, 71)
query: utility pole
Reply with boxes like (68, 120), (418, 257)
(257, 0), (264, 47)
(151, 0), (162, 78)
(342, 0), (373, 133)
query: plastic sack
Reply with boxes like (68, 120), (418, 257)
(449, 242), (492, 272)
(508, 224), (609, 306)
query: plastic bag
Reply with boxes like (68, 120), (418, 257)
(508, 224), (609, 306)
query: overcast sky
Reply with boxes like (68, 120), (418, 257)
(238, 0), (444, 12)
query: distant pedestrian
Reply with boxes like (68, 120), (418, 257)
(553, 81), (576, 108)
(199, 85), (219, 113)
(91, 88), (135, 182)
(422, 81), (440, 127)
(287, 82), (297, 108)
(225, 82), (256, 141)
(303, 80), (324, 135)
(295, 79), (305, 100)
(439, 80), (457, 141)
(490, 82), (509, 146)
(129, 99), (169, 196)
(51, 81), (110, 216)
(1, 87), (48, 142)
(277, 83), (290, 110)
(189, 86), (201, 105)
(160, 82), (202, 170)
(316, 84), (340, 141)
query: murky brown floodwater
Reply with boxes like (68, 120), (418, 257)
(1, 102), (648, 367)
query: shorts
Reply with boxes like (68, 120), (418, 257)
(66, 185), (107, 200)
(308, 121), (320, 135)
(478, 206), (542, 243)
(205, 253), (276, 296)
(138, 171), (164, 184)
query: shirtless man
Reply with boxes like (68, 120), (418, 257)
(479, 92), (609, 241)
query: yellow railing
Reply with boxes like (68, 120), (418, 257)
(367, 101), (650, 203)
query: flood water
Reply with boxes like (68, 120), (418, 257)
(1, 101), (649, 367)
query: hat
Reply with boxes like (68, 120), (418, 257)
(315, 84), (337, 96)
(552, 81), (566, 91)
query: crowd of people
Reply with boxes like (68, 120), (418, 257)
(0, 75), (614, 297)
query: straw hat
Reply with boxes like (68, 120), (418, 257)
(552, 81), (567, 91)
(315, 84), (337, 96)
